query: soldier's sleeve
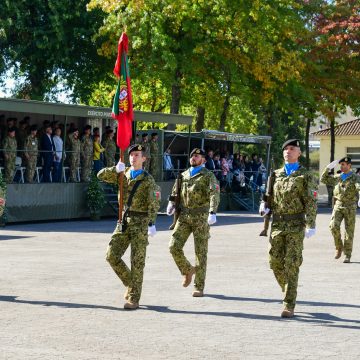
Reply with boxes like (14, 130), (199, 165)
(208, 172), (220, 213)
(303, 172), (318, 229)
(148, 178), (161, 224)
(320, 167), (337, 187)
(169, 178), (178, 201)
(97, 166), (118, 184)
(355, 175), (360, 192)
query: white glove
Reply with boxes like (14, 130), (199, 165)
(358, 198), (360, 208)
(166, 201), (175, 216)
(305, 228), (316, 238)
(326, 160), (338, 170)
(148, 225), (156, 237)
(115, 161), (125, 173)
(259, 202), (270, 216)
(207, 213), (217, 225)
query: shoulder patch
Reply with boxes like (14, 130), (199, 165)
(211, 183), (220, 191)
(153, 191), (161, 201)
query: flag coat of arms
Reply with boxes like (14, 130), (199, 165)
(112, 32), (133, 151)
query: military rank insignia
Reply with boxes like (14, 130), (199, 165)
(153, 191), (161, 200)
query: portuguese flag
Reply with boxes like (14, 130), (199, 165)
(112, 32), (133, 151)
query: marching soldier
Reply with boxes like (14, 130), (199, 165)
(321, 157), (360, 263)
(149, 132), (160, 181)
(259, 139), (317, 318)
(80, 125), (93, 182)
(167, 148), (220, 297)
(98, 144), (161, 310)
(2, 127), (17, 183)
(24, 125), (39, 183)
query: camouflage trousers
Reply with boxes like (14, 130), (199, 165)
(149, 160), (159, 181)
(269, 228), (304, 310)
(81, 156), (93, 182)
(4, 156), (16, 183)
(106, 217), (149, 303)
(330, 205), (356, 257)
(169, 212), (210, 291)
(25, 156), (37, 183)
(69, 156), (80, 182)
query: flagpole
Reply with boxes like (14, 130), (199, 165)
(118, 150), (124, 225)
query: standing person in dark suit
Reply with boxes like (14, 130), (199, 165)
(205, 149), (215, 172)
(41, 124), (55, 182)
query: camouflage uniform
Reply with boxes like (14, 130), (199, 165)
(103, 138), (117, 167)
(169, 167), (220, 292)
(2, 136), (17, 183)
(321, 168), (360, 257)
(80, 135), (93, 182)
(98, 167), (161, 304)
(267, 166), (317, 310)
(150, 139), (160, 181)
(67, 134), (81, 182)
(17, 127), (28, 156)
(24, 135), (39, 183)
(141, 140), (151, 172)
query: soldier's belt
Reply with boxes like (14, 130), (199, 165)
(180, 206), (209, 215)
(272, 213), (305, 222)
(126, 211), (148, 217)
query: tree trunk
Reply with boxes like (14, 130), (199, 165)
(167, 68), (182, 130)
(305, 116), (311, 170)
(330, 117), (335, 162)
(219, 95), (230, 132)
(195, 106), (205, 132)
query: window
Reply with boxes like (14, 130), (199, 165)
(347, 147), (360, 170)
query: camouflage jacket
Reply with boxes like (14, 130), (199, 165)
(171, 167), (220, 213)
(141, 141), (151, 158)
(150, 140), (159, 157)
(81, 135), (93, 158)
(97, 167), (160, 223)
(67, 135), (81, 157)
(321, 168), (360, 207)
(24, 135), (39, 158)
(103, 138), (116, 157)
(267, 166), (317, 229)
(2, 136), (17, 159)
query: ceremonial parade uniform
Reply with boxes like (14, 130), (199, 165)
(321, 157), (360, 262)
(98, 145), (160, 308)
(169, 149), (220, 295)
(261, 139), (317, 317)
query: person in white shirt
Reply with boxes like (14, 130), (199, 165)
(52, 127), (64, 182)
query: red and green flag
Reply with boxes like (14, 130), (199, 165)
(112, 32), (133, 151)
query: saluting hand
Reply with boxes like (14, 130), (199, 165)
(326, 160), (338, 170)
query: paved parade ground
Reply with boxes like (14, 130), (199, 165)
(1, 209), (360, 360)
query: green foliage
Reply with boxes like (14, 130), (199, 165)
(86, 173), (106, 214)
